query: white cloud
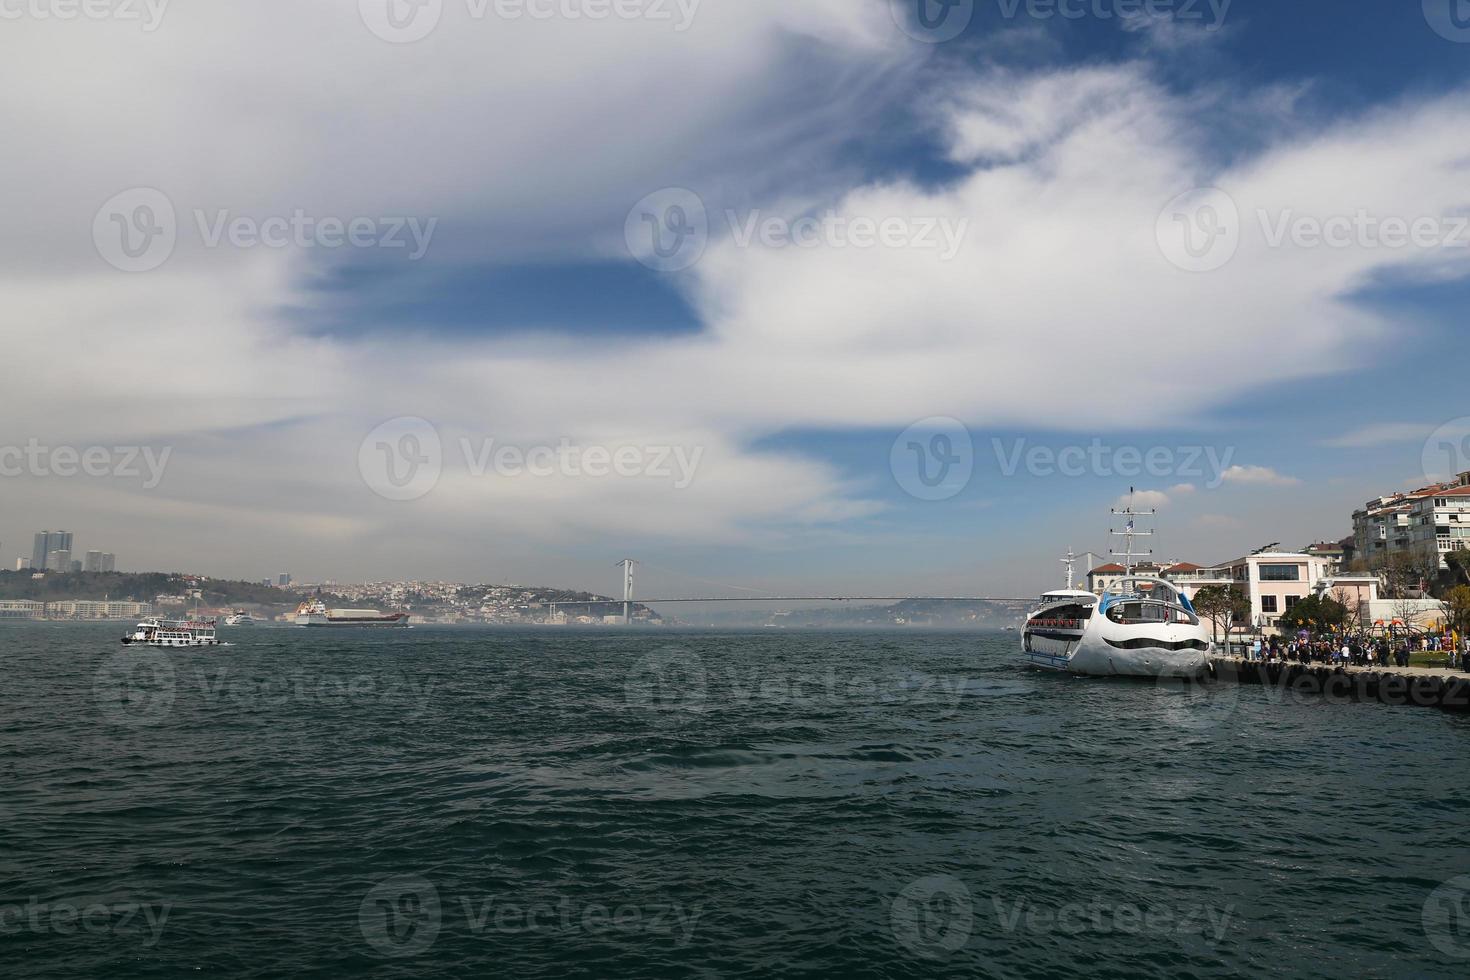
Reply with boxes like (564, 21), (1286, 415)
(7, 18), (1470, 580)
(1219, 465), (1301, 487)
(1117, 489), (1172, 510)
(1322, 423), (1433, 448)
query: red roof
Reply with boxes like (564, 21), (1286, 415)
(1164, 562), (1203, 572)
(1088, 563), (1126, 574)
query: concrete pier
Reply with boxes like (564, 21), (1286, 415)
(1208, 658), (1470, 714)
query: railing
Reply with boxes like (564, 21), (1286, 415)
(1028, 619), (1084, 630)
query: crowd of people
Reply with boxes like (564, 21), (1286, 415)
(1237, 631), (1470, 672)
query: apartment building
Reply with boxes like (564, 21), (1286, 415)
(1353, 471), (1470, 570)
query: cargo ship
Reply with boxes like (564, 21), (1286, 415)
(294, 598), (410, 628)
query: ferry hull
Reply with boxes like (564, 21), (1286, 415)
(296, 615), (410, 628)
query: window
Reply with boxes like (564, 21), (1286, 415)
(1261, 596), (1279, 613)
(1285, 595), (1301, 609)
(1258, 564), (1301, 581)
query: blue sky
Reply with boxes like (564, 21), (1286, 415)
(4, 0), (1470, 596)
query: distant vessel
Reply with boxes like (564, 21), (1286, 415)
(223, 611), (256, 626)
(1021, 495), (1211, 678)
(295, 598), (410, 628)
(121, 619), (220, 647)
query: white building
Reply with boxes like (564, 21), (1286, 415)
(1406, 485), (1470, 569)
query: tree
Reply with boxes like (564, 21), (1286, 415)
(1192, 585), (1249, 650)
(1333, 586), (1366, 629)
(1444, 550), (1470, 588)
(1275, 595), (1349, 635)
(1444, 585), (1470, 639)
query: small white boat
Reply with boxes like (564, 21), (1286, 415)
(121, 619), (220, 647)
(1022, 496), (1212, 678)
(223, 611), (256, 626)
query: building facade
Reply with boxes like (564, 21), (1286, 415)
(1353, 472), (1470, 571)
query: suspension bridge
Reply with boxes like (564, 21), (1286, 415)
(547, 559), (1040, 622)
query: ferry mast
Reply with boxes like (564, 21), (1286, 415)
(1109, 487), (1156, 576)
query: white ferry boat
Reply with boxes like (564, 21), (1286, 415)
(121, 619), (220, 647)
(1021, 497), (1212, 678)
(223, 611), (257, 626)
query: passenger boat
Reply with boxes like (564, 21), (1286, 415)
(121, 619), (220, 647)
(1021, 496), (1212, 678)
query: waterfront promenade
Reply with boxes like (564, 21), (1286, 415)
(1208, 657), (1470, 714)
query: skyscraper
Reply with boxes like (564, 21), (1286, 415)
(85, 551), (103, 573)
(33, 531), (73, 571)
(101, 553), (115, 573)
(47, 549), (71, 572)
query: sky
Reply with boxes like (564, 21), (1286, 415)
(3, 0), (1470, 600)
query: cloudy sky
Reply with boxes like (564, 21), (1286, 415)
(3, 0), (1469, 598)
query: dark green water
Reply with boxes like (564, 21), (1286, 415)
(3, 623), (1469, 978)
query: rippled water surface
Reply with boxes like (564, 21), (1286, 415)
(4, 623), (1469, 978)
